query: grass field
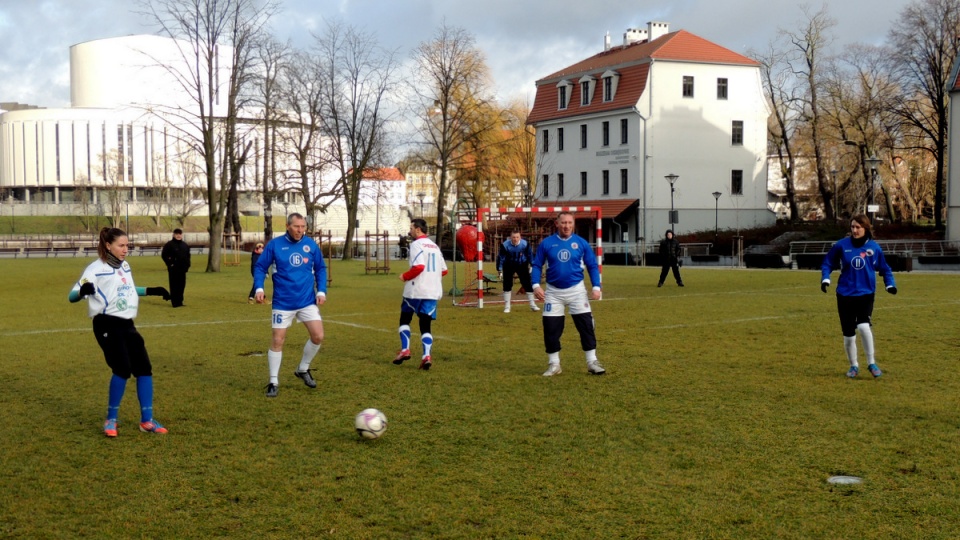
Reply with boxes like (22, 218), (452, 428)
(1, 256), (958, 538)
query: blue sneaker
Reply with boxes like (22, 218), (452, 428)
(846, 366), (859, 378)
(104, 418), (118, 438)
(867, 364), (882, 378)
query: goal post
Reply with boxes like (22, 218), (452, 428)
(451, 206), (603, 308)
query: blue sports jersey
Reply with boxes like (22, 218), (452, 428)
(821, 236), (895, 297)
(254, 232), (327, 310)
(531, 233), (601, 290)
(497, 239), (533, 271)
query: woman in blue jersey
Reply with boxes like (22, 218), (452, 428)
(68, 227), (171, 437)
(820, 215), (897, 378)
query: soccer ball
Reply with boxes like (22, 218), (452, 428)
(355, 408), (387, 439)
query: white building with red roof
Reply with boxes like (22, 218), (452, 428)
(528, 22), (773, 248)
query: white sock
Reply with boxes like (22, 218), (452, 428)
(299, 340), (321, 372)
(527, 292), (537, 305)
(548, 352), (560, 365)
(268, 349), (282, 385)
(843, 336), (858, 367)
(503, 291), (511, 308)
(585, 349), (597, 362)
(857, 323), (875, 364)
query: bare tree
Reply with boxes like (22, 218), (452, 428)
(94, 150), (128, 228)
(313, 20), (399, 260)
(252, 36), (291, 241)
(888, 0), (960, 229)
(754, 39), (804, 221)
(502, 98), (538, 206)
(786, 5), (836, 220)
(138, 0), (277, 271)
(410, 23), (500, 241)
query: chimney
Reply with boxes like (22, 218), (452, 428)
(604, 32), (611, 51)
(647, 21), (670, 41)
(623, 27), (648, 46)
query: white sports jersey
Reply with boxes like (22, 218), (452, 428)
(403, 236), (447, 300)
(73, 259), (139, 319)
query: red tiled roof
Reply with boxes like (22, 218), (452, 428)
(352, 167), (405, 181)
(532, 198), (638, 220)
(528, 30), (758, 125)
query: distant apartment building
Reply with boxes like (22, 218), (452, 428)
(527, 21), (774, 245)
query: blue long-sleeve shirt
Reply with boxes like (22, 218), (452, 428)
(497, 239), (533, 271)
(820, 236), (895, 297)
(254, 233), (327, 310)
(531, 233), (601, 290)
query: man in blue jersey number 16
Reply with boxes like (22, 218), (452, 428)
(394, 218), (448, 371)
(254, 213), (328, 397)
(531, 212), (605, 377)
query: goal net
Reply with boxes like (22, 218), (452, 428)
(451, 206), (603, 308)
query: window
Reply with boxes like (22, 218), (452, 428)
(542, 174), (549, 197)
(581, 80), (591, 105)
(581, 172), (588, 196)
(620, 118), (628, 144)
(558, 85), (568, 109)
(557, 127), (564, 151)
(732, 121), (743, 146)
(731, 170), (743, 195)
(717, 78), (728, 99)
(682, 76), (694, 98)
(620, 169), (628, 194)
(580, 124), (587, 149)
(542, 129), (549, 152)
(602, 121), (610, 146)
(602, 70), (620, 101)
(558, 173), (564, 197)
(602, 170), (610, 195)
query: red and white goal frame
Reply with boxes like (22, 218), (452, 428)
(452, 206), (603, 308)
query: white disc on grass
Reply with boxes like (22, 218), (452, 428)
(827, 476), (863, 485)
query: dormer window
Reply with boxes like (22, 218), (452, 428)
(601, 70), (620, 102)
(556, 80), (572, 109)
(579, 75), (596, 106)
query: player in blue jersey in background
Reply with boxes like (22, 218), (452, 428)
(497, 229), (540, 313)
(254, 213), (328, 397)
(68, 227), (171, 437)
(394, 218), (448, 371)
(531, 212), (605, 376)
(821, 214), (897, 378)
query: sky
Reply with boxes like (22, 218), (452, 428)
(0, 0), (910, 109)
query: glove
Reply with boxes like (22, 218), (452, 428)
(820, 281), (829, 293)
(887, 286), (897, 295)
(146, 287), (171, 301)
(79, 282), (95, 298)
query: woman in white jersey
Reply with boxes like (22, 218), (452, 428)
(69, 227), (172, 438)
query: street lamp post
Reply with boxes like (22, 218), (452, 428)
(416, 191), (425, 218)
(864, 157), (881, 223)
(830, 169), (838, 219)
(665, 174), (678, 227)
(712, 191), (722, 241)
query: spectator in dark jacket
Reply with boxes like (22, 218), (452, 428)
(248, 242), (264, 303)
(657, 229), (684, 287)
(161, 228), (191, 307)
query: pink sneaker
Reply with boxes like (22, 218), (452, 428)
(104, 418), (118, 438)
(139, 420), (168, 434)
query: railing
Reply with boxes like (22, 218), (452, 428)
(790, 240), (960, 256)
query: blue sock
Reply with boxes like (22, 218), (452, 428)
(136, 375), (154, 423)
(399, 325), (411, 350)
(107, 375), (126, 420)
(422, 333), (433, 357)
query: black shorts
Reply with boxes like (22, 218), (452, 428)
(501, 262), (533, 291)
(92, 314), (152, 379)
(836, 294), (875, 337)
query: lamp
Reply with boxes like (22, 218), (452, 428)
(712, 191), (722, 240)
(416, 192), (425, 217)
(665, 174), (678, 226)
(864, 157), (881, 222)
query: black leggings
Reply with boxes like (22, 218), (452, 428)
(836, 294), (875, 337)
(399, 311), (433, 335)
(92, 314), (152, 379)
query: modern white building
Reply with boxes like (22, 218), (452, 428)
(527, 22), (774, 247)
